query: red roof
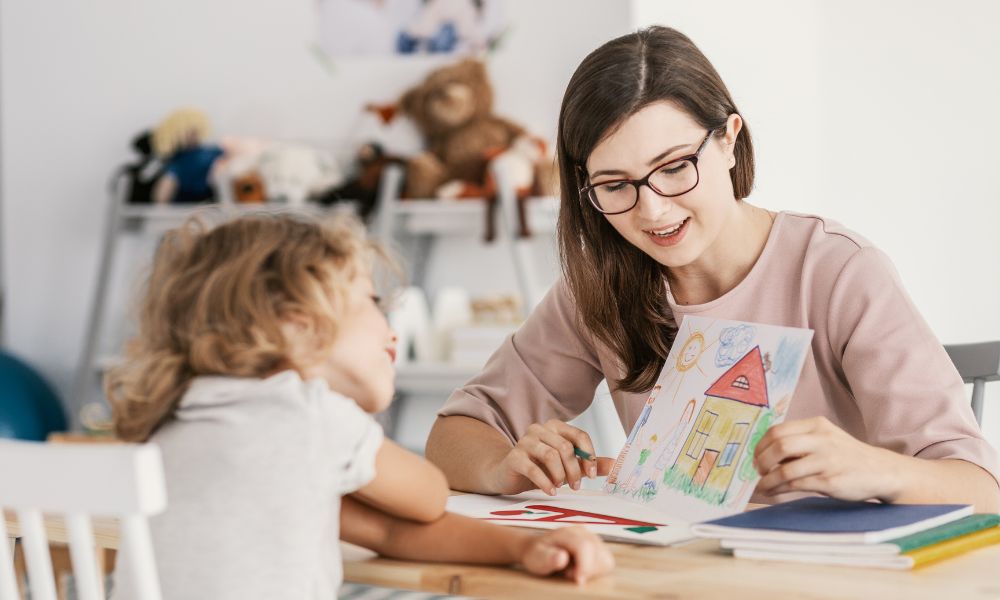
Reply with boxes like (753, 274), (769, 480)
(704, 346), (769, 408)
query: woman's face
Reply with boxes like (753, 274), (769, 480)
(585, 102), (742, 270)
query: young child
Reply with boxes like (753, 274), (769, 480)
(107, 213), (614, 599)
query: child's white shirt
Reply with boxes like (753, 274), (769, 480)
(111, 370), (383, 599)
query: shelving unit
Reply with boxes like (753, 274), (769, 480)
(369, 162), (560, 440)
(73, 162), (561, 438)
(372, 162), (558, 316)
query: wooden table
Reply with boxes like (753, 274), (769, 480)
(7, 511), (1000, 599)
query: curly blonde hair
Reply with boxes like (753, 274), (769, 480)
(106, 212), (380, 442)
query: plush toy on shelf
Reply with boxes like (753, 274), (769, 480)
(397, 59), (554, 241)
(212, 137), (346, 206)
(151, 108), (225, 204)
(231, 171), (266, 204)
(316, 101), (419, 222)
(316, 141), (404, 222)
(255, 143), (345, 206)
(116, 130), (165, 204)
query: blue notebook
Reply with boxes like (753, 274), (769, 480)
(690, 497), (973, 544)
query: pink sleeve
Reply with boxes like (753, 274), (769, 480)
(827, 247), (1000, 486)
(437, 278), (605, 444)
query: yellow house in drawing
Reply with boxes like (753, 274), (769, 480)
(672, 346), (768, 499)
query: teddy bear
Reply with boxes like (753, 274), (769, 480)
(398, 59), (552, 241)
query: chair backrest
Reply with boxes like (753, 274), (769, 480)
(944, 341), (1000, 426)
(0, 440), (166, 600)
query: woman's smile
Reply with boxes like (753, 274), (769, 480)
(643, 217), (691, 247)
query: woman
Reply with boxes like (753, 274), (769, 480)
(425, 26), (999, 511)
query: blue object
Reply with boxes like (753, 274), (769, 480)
(164, 145), (224, 203)
(396, 31), (419, 54)
(427, 23), (458, 53)
(696, 497), (970, 543)
(0, 351), (67, 440)
(396, 23), (458, 54)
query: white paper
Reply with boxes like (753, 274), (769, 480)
(605, 316), (814, 522)
(447, 489), (694, 546)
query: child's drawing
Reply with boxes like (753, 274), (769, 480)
(487, 505), (664, 530)
(715, 324), (756, 367)
(607, 384), (660, 486)
(605, 316), (813, 522)
(447, 493), (696, 546)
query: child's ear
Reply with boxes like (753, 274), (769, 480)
(279, 313), (323, 365)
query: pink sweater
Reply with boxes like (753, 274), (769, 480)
(439, 212), (1000, 497)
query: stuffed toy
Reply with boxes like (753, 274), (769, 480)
(213, 135), (271, 204)
(115, 130), (165, 204)
(398, 59), (552, 241)
(151, 108), (224, 204)
(232, 171), (266, 204)
(255, 143), (344, 206)
(317, 142), (404, 222)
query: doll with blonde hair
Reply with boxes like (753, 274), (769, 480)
(151, 107), (224, 204)
(106, 212), (613, 599)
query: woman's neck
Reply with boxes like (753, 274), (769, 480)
(665, 202), (775, 306)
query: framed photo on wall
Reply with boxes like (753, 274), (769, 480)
(317, 0), (507, 57)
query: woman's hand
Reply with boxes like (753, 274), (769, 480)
(489, 419), (614, 495)
(518, 526), (615, 584)
(753, 416), (903, 501)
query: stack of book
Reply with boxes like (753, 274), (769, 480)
(691, 497), (1000, 569)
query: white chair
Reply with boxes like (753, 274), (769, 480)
(0, 440), (166, 600)
(945, 341), (1000, 426)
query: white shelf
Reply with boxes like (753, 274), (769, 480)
(392, 196), (558, 236)
(394, 362), (481, 395)
(392, 195), (556, 214)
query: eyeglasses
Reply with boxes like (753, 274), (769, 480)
(580, 130), (715, 215)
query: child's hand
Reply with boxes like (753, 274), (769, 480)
(519, 526), (615, 584)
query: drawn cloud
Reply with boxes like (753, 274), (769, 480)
(715, 324), (756, 367)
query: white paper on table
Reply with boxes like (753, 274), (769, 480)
(447, 489), (693, 546)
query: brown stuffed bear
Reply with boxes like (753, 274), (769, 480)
(400, 59), (550, 241)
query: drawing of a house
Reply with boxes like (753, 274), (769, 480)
(671, 346), (768, 499)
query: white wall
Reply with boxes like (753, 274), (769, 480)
(633, 0), (1000, 443)
(0, 0), (629, 428)
(4, 0), (998, 448)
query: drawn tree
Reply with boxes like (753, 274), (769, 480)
(737, 409), (774, 482)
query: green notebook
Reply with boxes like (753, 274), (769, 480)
(721, 513), (1000, 556)
(893, 514), (1000, 553)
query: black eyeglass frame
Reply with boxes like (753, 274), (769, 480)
(580, 129), (716, 215)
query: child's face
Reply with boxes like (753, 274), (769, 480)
(309, 274), (397, 413)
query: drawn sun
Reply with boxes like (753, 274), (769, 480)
(658, 321), (720, 404)
(676, 332), (706, 372)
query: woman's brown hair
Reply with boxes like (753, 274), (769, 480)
(557, 26), (755, 393)
(106, 212), (377, 442)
